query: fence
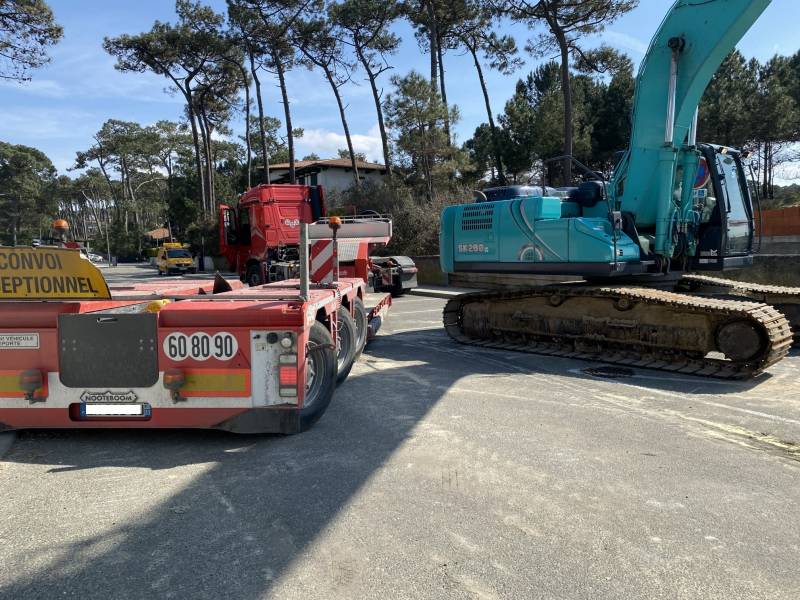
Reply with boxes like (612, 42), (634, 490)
(757, 207), (800, 237)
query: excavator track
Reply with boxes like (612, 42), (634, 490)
(679, 274), (800, 344)
(443, 286), (793, 380)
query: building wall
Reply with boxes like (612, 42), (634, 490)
(269, 168), (386, 191)
(301, 169), (385, 193)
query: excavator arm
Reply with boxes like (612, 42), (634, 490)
(612, 0), (771, 255)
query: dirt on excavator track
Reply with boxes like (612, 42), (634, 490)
(678, 274), (800, 344)
(442, 285), (793, 380)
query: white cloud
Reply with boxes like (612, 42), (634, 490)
(0, 52), (182, 104)
(296, 123), (384, 162)
(775, 161), (800, 185)
(602, 30), (649, 56)
(3, 107), (97, 142)
(0, 78), (68, 98)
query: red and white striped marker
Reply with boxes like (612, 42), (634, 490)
(310, 239), (337, 283)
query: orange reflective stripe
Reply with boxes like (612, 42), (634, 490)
(180, 369), (250, 397)
(0, 370), (48, 398)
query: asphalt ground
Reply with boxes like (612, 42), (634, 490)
(1, 268), (799, 599)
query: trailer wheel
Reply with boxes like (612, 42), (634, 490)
(352, 296), (368, 360)
(300, 321), (338, 431)
(335, 306), (358, 384)
(245, 263), (263, 287)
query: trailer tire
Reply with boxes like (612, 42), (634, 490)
(300, 321), (338, 431)
(335, 306), (358, 384)
(245, 263), (263, 287)
(352, 296), (368, 360)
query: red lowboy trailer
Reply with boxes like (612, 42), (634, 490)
(0, 198), (390, 434)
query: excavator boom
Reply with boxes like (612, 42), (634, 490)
(614, 0), (770, 253)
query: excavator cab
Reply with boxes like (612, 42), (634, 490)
(693, 144), (755, 270)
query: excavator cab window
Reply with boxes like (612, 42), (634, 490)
(716, 152), (753, 254)
(696, 146), (754, 260)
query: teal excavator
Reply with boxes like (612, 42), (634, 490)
(440, 0), (799, 378)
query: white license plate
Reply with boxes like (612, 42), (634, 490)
(81, 404), (149, 417)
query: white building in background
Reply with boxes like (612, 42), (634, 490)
(267, 158), (388, 192)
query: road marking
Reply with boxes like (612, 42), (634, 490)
(385, 325), (443, 334)
(568, 367), (737, 387)
(668, 413), (800, 459)
(593, 381), (800, 427)
(391, 308), (444, 316)
(696, 400), (800, 426)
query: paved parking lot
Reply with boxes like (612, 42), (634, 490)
(1, 275), (799, 599)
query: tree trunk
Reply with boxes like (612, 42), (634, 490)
(196, 110), (211, 212)
(250, 51), (271, 184)
(357, 46), (391, 172)
(425, 1), (438, 93)
(95, 157), (117, 205)
(436, 34), (451, 145)
(239, 60), (252, 189)
(274, 53), (296, 184)
(767, 142), (776, 200)
(322, 65), (360, 190)
(469, 44), (506, 184)
(197, 100), (216, 211)
(185, 95), (207, 214)
(552, 21), (573, 185)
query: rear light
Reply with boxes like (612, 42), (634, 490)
(19, 369), (45, 402)
(278, 354), (298, 398)
(163, 368), (186, 402)
(279, 367), (297, 386)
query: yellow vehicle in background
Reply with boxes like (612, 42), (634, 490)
(156, 242), (196, 275)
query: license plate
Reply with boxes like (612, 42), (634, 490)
(80, 403), (151, 418)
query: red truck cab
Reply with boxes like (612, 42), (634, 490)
(220, 184), (418, 295)
(220, 184), (325, 286)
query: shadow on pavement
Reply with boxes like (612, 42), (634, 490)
(0, 333), (510, 599)
(377, 328), (786, 397)
(0, 328), (791, 598)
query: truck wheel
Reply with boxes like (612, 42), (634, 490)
(352, 297), (368, 359)
(335, 306), (358, 384)
(245, 264), (263, 287)
(300, 321), (338, 431)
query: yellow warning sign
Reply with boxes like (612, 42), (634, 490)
(0, 247), (110, 299)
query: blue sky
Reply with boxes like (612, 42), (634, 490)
(1, 0), (798, 179)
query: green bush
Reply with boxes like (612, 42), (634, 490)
(329, 180), (468, 257)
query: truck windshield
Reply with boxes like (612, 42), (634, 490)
(167, 249), (191, 258)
